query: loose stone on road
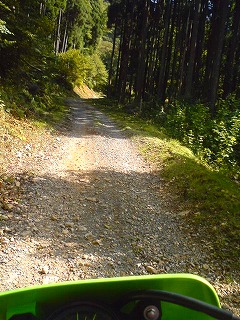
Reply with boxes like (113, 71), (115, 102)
(0, 98), (239, 315)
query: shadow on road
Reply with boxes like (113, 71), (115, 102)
(0, 167), (228, 284)
(63, 98), (129, 140)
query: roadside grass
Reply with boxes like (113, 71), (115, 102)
(0, 86), (71, 177)
(1, 91), (239, 273)
(91, 98), (240, 272)
(0, 84), (70, 126)
(0, 103), (50, 173)
(0, 87), (73, 217)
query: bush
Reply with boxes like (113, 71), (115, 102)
(157, 97), (240, 174)
(84, 53), (108, 90)
(57, 49), (89, 88)
(57, 49), (107, 91)
(0, 78), (68, 122)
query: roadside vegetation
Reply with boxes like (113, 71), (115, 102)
(92, 98), (240, 272)
(102, 0), (240, 273)
(0, 1), (108, 122)
(1, 0), (240, 275)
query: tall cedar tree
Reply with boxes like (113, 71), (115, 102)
(108, 0), (240, 114)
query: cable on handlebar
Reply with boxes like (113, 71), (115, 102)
(116, 290), (240, 320)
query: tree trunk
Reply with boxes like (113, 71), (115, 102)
(223, 0), (240, 98)
(55, 9), (62, 54)
(208, 0), (230, 116)
(61, 20), (68, 53)
(108, 23), (117, 96)
(156, 0), (172, 102)
(135, 0), (149, 104)
(162, 0), (177, 101)
(178, 5), (191, 95)
(169, 0), (182, 98)
(118, 20), (130, 103)
(193, 0), (208, 99)
(184, 0), (201, 100)
(232, 40), (240, 96)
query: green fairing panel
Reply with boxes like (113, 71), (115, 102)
(0, 274), (220, 320)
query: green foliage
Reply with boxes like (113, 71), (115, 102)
(59, 0), (107, 52)
(107, 0), (240, 111)
(0, 0), (108, 94)
(89, 0), (108, 49)
(98, 36), (114, 70)
(0, 19), (11, 35)
(0, 81), (68, 123)
(0, 1), (13, 49)
(156, 97), (240, 175)
(0, 0), (55, 78)
(0, 0), (108, 127)
(66, 0), (92, 50)
(57, 49), (108, 90)
(161, 155), (240, 266)
(92, 98), (240, 270)
(85, 53), (108, 90)
(0, 1), (9, 11)
(57, 49), (89, 87)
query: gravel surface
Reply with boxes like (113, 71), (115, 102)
(0, 99), (239, 315)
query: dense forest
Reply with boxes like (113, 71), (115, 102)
(108, 0), (240, 108)
(1, 0), (240, 175)
(107, 0), (240, 174)
(0, 0), (239, 279)
(0, 0), (108, 118)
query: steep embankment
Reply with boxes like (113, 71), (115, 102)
(74, 85), (101, 99)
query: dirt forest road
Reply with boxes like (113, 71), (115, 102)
(0, 99), (239, 314)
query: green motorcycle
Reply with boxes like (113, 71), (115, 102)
(0, 274), (238, 320)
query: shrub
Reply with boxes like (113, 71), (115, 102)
(84, 53), (108, 90)
(57, 49), (107, 91)
(157, 97), (240, 174)
(57, 49), (89, 88)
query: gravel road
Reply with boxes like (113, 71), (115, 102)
(0, 99), (239, 314)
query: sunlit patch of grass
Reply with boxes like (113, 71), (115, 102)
(92, 98), (240, 271)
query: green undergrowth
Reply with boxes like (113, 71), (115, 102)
(0, 83), (71, 127)
(91, 98), (240, 271)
